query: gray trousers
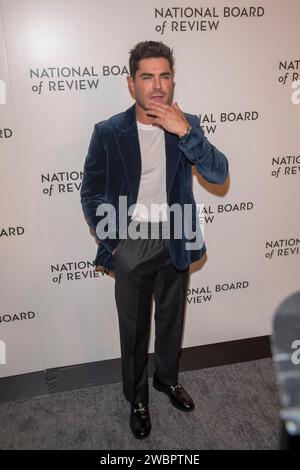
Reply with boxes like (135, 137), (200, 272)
(114, 221), (189, 405)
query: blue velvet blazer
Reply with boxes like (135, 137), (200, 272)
(81, 104), (228, 272)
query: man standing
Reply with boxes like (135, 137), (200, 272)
(81, 41), (228, 439)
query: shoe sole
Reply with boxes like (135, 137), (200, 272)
(153, 382), (195, 412)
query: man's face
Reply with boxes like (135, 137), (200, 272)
(127, 57), (174, 113)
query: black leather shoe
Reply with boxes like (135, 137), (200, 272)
(153, 375), (195, 411)
(130, 402), (151, 439)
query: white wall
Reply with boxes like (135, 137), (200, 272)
(0, 0), (299, 377)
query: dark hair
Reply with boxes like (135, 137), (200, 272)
(129, 41), (175, 79)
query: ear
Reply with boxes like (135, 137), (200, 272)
(127, 75), (135, 99)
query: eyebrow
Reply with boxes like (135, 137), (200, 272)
(139, 72), (172, 77)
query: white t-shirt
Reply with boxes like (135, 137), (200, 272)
(131, 121), (168, 222)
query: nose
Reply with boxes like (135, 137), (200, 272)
(153, 76), (162, 90)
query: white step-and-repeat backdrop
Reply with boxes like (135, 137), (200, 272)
(1, 0), (299, 378)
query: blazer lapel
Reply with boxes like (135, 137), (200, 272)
(116, 103), (181, 203)
(116, 104), (141, 204)
(164, 130), (181, 199)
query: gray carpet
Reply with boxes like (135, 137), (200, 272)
(0, 358), (281, 450)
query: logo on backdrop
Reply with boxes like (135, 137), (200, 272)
(199, 111), (259, 134)
(271, 154), (300, 178)
(277, 59), (300, 104)
(199, 201), (254, 225)
(0, 128), (12, 139)
(29, 65), (128, 95)
(41, 170), (83, 196)
(187, 280), (249, 304)
(154, 6), (265, 34)
(0, 311), (36, 324)
(278, 59), (300, 86)
(0, 226), (25, 237)
(51, 260), (104, 285)
(265, 238), (300, 259)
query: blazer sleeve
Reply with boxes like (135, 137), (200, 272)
(177, 115), (228, 184)
(80, 124), (109, 245)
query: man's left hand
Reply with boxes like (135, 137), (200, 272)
(145, 102), (190, 137)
